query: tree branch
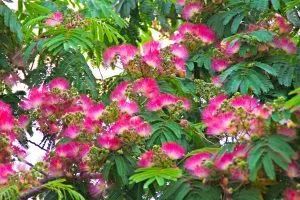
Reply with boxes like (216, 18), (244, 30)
(26, 139), (49, 152)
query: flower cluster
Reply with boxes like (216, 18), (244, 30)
(202, 94), (273, 139)
(110, 77), (191, 114)
(45, 12), (64, 26)
(103, 40), (189, 77)
(184, 144), (248, 181)
(138, 142), (185, 168)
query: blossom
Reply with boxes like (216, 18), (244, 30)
(142, 41), (161, 55)
(136, 123), (152, 137)
(272, 37), (297, 54)
(214, 153), (234, 170)
(283, 188), (300, 200)
(89, 177), (106, 198)
(103, 44), (138, 67)
(118, 99), (139, 115)
(277, 126), (297, 139)
(231, 95), (259, 113)
(49, 156), (64, 176)
(45, 12), (63, 26)
(170, 44), (189, 60)
(138, 150), (154, 167)
(190, 166), (210, 178)
(110, 81), (130, 101)
(184, 152), (212, 171)
(211, 75), (223, 87)
(287, 162), (299, 178)
(142, 51), (162, 69)
(18, 114), (29, 128)
(182, 2), (203, 20)
(161, 142), (185, 159)
(86, 103), (106, 121)
(221, 40), (241, 56)
(0, 111), (14, 131)
(176, 0), (186, 6)
(274, 14), (292, 34)
(230, 168), (248, 181)
(133, 78), (160, 98)
(97, 134), (122, 150)
(211, 58), (229, 72)
(64, 125), (81, 139)
(49, 77), (70, 91)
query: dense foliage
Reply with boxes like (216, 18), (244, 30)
(0, 0), (299, 199)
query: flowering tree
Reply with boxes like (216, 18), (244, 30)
(0, 0), (299, 199)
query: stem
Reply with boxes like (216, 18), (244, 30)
(26, 139), (48, 152)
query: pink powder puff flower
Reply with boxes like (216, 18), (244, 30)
(110, 81), (130, 101)
(87, 103), (106, 121)
(173, 57), (186, 73)
(176, 0), (186, 6)
(89, 177), (106, 198)
(146, 97), (163, 111)
(118, 44), (138, 66)
(182, 2), (203, 20)
(97, 134), (122, 150)
(0, 111), (14, 131)
(103, 46), (119, 66)
(118, 99), (139, 115)
(277, 126), (297, 139)
(18, 114), (29, 129)
(136, 123), (152, 137)
(283, 188), (300, 200)
(45, 12), (63, 26)
(142, 41), (161, 55)
(49, 156), (65, 176)
(232, 144), (248, 159)
(194, 24), (216, 45)
(138, 150), (154, 168)
(170, 44), (189, 60)
(49, 77), (69, 91)
(211, 58), (229, 72)
(178, 23), (196, 35)
(184, 152), (212, 171)
(162, 142), (185, 159)
(180, 98), (192, 110)
(0, 164), (14, 184)
(214, 153), (234, 170)
(211, 75), (223, 87)
(3, 72), (20, 87)
(64, 125), (81, 139)
(133, 78), (160, 98)
(287, 162), (299, 178)
(171, 32), (185, 43)
(78, 95), (93, 111)
(230, 168), (248, 181)
(272, 37), (297, 54)
(129, 116), (144, 127)
(275, 14), (292, 34)
(83, 117), (101, 133)
(190, 165), (210, 178)
(221, 40), (241, 56)
(0, 100), (12, 114)
(231, 95), (259, 113)
(142, 51), (162, 69)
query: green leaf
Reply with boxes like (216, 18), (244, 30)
(254, 62), (277, 76)
(271, 0), (280, 11)
(0, 185), (19, 200)
(250, 0), (269, 12)
(262, 153), (276, 180)
(231, 14), (244, 34)
(232, 188), (262, 200)
(250, 30), (273, 43)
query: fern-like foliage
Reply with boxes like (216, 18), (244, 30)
(0, 185), (19, 200)
(0, 3), (23, 43)
(42, 179), (85, 200)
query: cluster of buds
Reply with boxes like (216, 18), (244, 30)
(202, 94), (274, 139)
(103, 40), (189, 77)
(138, 142), (185, 168)
(184, 144), (248, 181)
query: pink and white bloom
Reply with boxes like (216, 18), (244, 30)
(138, 150), (154, 168)
(214, 153), (234, 170)
(272, 37), (297, 54)
(110, 81), (130, 101)
(118, 99), (139, 115)
(136, 123), (152, 137)
(45, 12), (63, 26)
(0, 164), (14, 184)
(97, 134), (122, 150)
(211, 75), (223, 87)
(133, 78), (160, 98)
(87, 103), (106, 121)
(221, 41), (241, 56)
(182, 2), (203, 20)
(283, 188), (300, 200)
(274, 14), (292, 34)
(64, 125), (81, 139)
(89, 177), (106, 198)
(161, 142), (185, 159)
(211, 58), (229, 72)
(184, 152), (212, 171)
(49, 77), (69, 91)
(170, 44), (189, 60)
(231, 95), (259, 113)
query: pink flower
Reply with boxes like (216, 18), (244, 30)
(97, 134), (122, 150)
(272, 37), (297, 54)
(78, 95), (93, 111)
(161, 142), (185, 159)
(214, 153), (233, 170)
(0, 111), (14, 131)
(232, 144), (248, 159)
(64, 125), (81, 139)
(0, 100), (12, 114)
(190, 166), (210, 178)
(142, 51), (162, 69)
(231, 95), (259, 113)
(277, 126), (297, 139)
(275, 14), (292, 34)
(118, 44), (138, 65)
(171, 32), (185, 43)
(110, 81), (130, 101)
(170, 44), (189, 60)
(211, 58), (229, 72)
(230, 168), (248, 181)
(184, 152), (212, 171)
(89, 177), (106, 198)
(0, 164), (14, 184)
(138, 150), (154, 168)
(211, 76), (223, 87)
(103, 46), (119, 66)
(287, 162), (299, 178)
(118, 99), (139, 115)
(176, 0), (186, 6)
(283, 188), (300, 200)
(49, 156), (64, 176)
(87, 103), (106, 121)
(221, 41), (241, 56)
(136, 123), (152, 137)
(142, 41), (161, 55)
(49, 77), (69, 91)
(173, 57), (186, 73)
(45, 12), (63, 26)
(18, 114), (29, 128)
(133, 78), (160, 98)
(194, 24), (216, 45)
(182, 2), (203, 20)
